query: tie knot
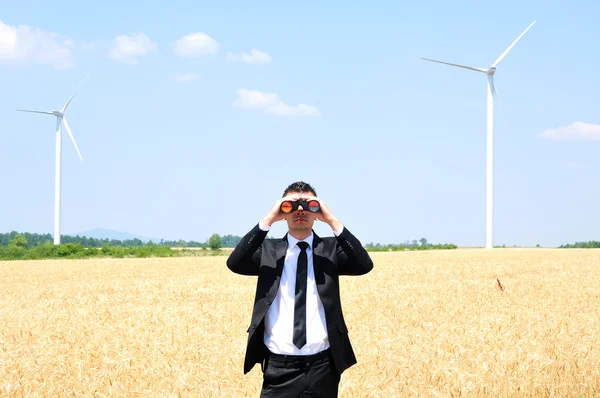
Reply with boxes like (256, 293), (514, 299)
(297, 241), (309, 251)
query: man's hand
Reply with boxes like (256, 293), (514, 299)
(261, 196), (293, 227)
(308, 196), (343, 233)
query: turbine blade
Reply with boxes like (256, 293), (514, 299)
(17, 109), (54, 115)
(421, 58), (487, 73)
(488, 75), (497, 98)
(62, 117), (84, 163)
(491, 20), (536, 67)
(62, 73), (89, 113)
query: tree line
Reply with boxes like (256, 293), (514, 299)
(0, 233), (233, 261)
(364, 237), (457, 251)
(3, 230), (597, 253)
(0, 231), (242, 249)
(0, 232), (458, 260)
(558, 241), (600, 248)
(1, 231), (458, 251)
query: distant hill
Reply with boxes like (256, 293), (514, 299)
(67, 228), (157, 243)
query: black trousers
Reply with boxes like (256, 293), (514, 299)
(260, 349), (341, 398)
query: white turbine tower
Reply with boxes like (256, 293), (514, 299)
(421, 21), (536, 249)
(17, 75), (88, 245)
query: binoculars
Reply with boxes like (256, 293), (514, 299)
(280, 199), (320, 213)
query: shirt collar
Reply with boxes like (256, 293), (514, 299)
(287, 232), (314, 250)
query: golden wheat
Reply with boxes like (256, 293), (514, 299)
(1, 248), (599, 397)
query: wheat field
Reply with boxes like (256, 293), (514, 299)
(1, 249), (599, 397)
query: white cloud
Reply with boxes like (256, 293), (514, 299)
(566, 161), (582, 169)
(233, 89), (321, 117)
(227, 49), (271, 64)
(538, 122), (600, 141)
(109, 32), (157, 64)
(170, 72), (199, 83)
(174, 33), (218, 57)
(0, 20), (74, 69)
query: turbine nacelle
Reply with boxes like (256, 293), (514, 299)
(421, 20), (536, 78)
(17, 77), (87, 164)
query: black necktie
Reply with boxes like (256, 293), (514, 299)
(293, 241), (310, 349)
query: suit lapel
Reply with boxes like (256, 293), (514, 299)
(256, 236), (288, 318)
(276, 235), (288, 270)
(262, 235), (288, 301)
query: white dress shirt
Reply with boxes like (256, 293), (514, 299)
(258, 222), (331, 355)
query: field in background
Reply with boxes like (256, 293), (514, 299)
(1, 249), (599, 396)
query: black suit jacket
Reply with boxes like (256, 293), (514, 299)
(226, 223), (374, 375)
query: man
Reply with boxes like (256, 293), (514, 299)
(227, 181), (374, 397)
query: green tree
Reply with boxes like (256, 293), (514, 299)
(9, 234), (28, 248)
(208, 233), (222, 250)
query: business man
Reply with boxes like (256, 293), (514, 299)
(227, 181), (373, 397)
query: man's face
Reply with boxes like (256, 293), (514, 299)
(283, 191), (317, 233)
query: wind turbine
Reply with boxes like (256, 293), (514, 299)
(421, 21), (535, 249)
(17, 75), (88, 245)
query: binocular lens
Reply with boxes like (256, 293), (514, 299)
(307, 200), (320, 212)
(281, 201), (293, 213)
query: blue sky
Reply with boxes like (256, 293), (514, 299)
(1, 0), (598, 247)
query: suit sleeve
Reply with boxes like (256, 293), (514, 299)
(226, 223), (268, 276)
(334, 227), (374, 276)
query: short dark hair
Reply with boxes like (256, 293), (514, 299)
(282, 181), (317, 197)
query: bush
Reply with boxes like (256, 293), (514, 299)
(25, 243), (57, 260)
(56, 243), (85, 258)
(9, 234), (28, 249)
(0, 245), (26, 260)
(84, 247), (100, 257)
(208, 234), (222, 251)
